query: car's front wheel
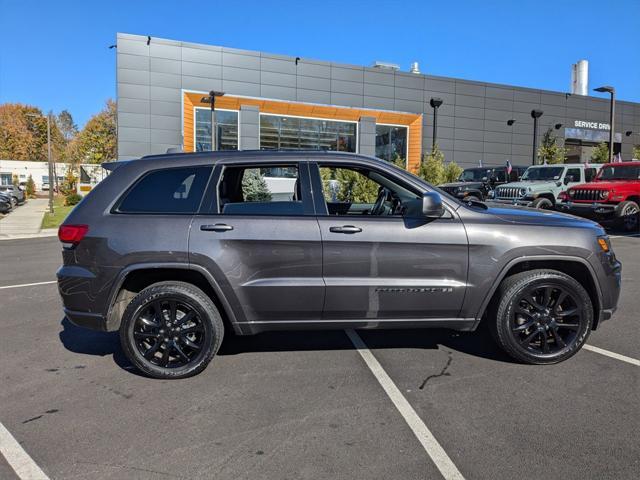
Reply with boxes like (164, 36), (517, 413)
(491, 269), (593, 364)
(531, 197), (554, 209)
(120, 281), (224, 379)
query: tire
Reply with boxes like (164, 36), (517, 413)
(617, 201), (639, 233)
(490, 269), (593, 364)
(10, 197), (17, 208)
(120, 281), (224, 379)
(531, 197), (554, 209)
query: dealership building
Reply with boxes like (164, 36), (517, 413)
(115, 33), (640, 171)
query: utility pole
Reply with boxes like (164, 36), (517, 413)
(594, 86), (615, 162)
(47, 113), (53, 213)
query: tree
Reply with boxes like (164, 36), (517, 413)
(68, 99), (116, 164)
(25, 175), (36, 199)
(241, 169), (272, 201)
(633, 145), (640, 160)
(591, 142), (610, 163)
(443, 161), (464, 183)
(537, 128), (566, 164)
(56, 110), (78, 142)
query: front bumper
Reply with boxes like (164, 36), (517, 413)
(557, 202), (619, 221)
(64, 308), (108, 331)
(490, 198), (534, 207)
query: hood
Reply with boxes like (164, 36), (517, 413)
(482, 204), (600, 229)
(497, 180), (556, 191)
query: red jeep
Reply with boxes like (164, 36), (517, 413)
(558, 161), (640, 232)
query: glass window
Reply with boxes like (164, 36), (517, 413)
(195, 109), (239, 152)
(259, 115), (356, 152)
(0, 173), (12, 185)
(598, 165), (640, 180)
(565, 168), (581, 182)
(117, 167), (211, 214)
(218, 164), (304, 215)
(521, 166), (564, 181)
(319, 165), (419, 216)
(375, 125), (408, 164)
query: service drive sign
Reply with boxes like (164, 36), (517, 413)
(574, 120), (610, 130)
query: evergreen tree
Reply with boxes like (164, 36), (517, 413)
(537, 128), (566, 164)
(241, 169), (272, 201)
(590, 142), (611, 163)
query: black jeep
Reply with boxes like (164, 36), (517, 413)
(440, 165), (527, 202)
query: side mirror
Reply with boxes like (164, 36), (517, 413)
(564, 175), (575, 185)
(422, 192), (445, 218)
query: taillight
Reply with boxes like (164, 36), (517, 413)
(58, 224), (89, 244)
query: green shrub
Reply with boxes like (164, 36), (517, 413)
(25, 175), (36, 198)
(64, 193), (82, 206)
(591, 142), (610, 163)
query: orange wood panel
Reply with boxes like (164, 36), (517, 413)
(183, 92), (424, 173)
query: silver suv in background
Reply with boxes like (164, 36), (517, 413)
(56, 151), (621, 378)
(0, 184), (26, 208)
(489, 163), (599, 209)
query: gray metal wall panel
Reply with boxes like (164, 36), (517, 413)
(182, 76), (222, 92)
(395, 73), (424, 90)
(331, 79), (363, 95)
(261, 85), (296, 101)
(261, 71), (296, 88)
(150, 57), (181, 74)
(150, 43), (181, 60)
(485, 86), (514, 100)
(222, 52), (260, 69)
(296, 62), (331, 78)
(394, 99), (423, 113)
(364, 83), (394, 98)
(119, 83), (150, 100)
(150, 129), (181, 145)
(150, 101), (181, 117)
(223, 66), (260, 83)
(331, 92), (363, 108)
(181, 47), (222, 65)
(117, 68), (149, 86)
(150, 72), (181, 89)
(363, 96), (395, 110)
(118, 112), (150, 129)
(119, 141), (151, 157)
(118, 39), (149, 56)
(297, 75), (330, 91)
(221, 80), (260, 96)
(118, 53), (150, 71)
(297, 89), (331, 104)
(394, 87), (422, 101)
(455, 82), (485, 97)
(331, 66), (364, 82)
(118, 98), (150, 115)
(119, 126), (150, 143)
(150, 86), (180, 102)
(455, 128), (484, 141)
(150, 115), (181, 131)
(181, 62), (222, 79)
(425, 78), (455, 93)
(456, 94), (485, 108)
(364, 71), (395, 86)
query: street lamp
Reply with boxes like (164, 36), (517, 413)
(531, 109), (544, 165)
(429, 98), (443, 150)
(26, 112), (54, 214)
(594, 85), (615, 162)
(200, 91), (225, 151)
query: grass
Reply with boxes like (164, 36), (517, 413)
(41, 195), (74, 229)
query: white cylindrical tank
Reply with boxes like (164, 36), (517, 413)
(571, 60), (589, 96)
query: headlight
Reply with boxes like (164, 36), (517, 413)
(519, 188), (527, 197)
(487, 190), (495, 199)
(569, 190), (575, 197)
(599, 190), (609, 200)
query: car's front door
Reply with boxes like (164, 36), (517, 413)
(311, 161), (469, 321)
(189, 160), (324, 326)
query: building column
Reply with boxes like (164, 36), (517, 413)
(358, 116), (376, 157)
(239, 104), (260, 150)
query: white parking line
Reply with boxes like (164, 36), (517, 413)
(0, 421), (50, 480)
(345, 329), (465, 480)
(609, 233), (640, 239)
(584, 344), (640, 366)
(0, 281), (56, 291)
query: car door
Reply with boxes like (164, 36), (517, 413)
(310, 161), (469, 321)
(189, 159), (324, 326)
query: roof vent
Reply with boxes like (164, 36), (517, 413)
(372, 61), (400, 71)
(409, 62), (420, 74)
(571, 60), (589, 96)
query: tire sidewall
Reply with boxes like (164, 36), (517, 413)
(532, 197), (553, 209)
(618, 201), (639, 232)
(120, 284), (221, 379)
(496, 273), (593, 364)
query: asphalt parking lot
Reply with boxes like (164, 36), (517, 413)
(0, 235), (638, 480)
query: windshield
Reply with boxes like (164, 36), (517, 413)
(458, 168), (490, 182)
(521, 166), (564, 181)
(597, 165), (640, 181)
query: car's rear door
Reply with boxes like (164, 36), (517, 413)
(189, 158), (324, 327)
(310, 160), (469, 322)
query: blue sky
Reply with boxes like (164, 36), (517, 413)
(1, 0), (638, 127)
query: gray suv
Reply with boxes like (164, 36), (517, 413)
(57, 151), (621, 379)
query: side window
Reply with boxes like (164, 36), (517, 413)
(566, 168), (581, 183)
(585, 168), (597, 182)
(218, 164), (304, 215)
(493, 169), (506, 182)
(117, 166), (211, 214)
(319, 165), (420, 216)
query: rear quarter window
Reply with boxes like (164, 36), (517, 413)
(116, 166), (212, 214)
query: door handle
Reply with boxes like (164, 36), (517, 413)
(200, 223), (234, 232)
(329, 225), (362, 234)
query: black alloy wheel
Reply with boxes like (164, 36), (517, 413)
(491, 269), (592, 364)
(132, 298), (206, 368)
(120, 281), (223, 379)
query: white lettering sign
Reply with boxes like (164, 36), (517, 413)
(574, 120), (610, 130)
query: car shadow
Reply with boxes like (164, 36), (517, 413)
(59, 316), (516, 377)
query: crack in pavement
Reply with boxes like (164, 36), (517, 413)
(419, 350), (453, 390)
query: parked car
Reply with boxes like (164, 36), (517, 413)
(440, 165), (528, 202)
(0, 184), (26, 207)
(557, 161), (640, 232)
(0, 191), (12, 214)
(57, 151), (621, 379)
(488, 163), (599, 209)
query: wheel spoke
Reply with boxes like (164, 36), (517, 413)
(550, 327), (566, 348)
(556, 322), (580, 330)
(160, 343), (171, 367)
(139, 316), (159, 328)
(540, 331), (550, 353)
(153, 300), (165, 323)
(180, 323), (204, 335)
(513, 319), (535, 332)
(554, 292), (567, 311)
(542, 288), (552, 308)
(173, 342), (190, 362)
(169, 301), (177, 322)
(556, 307), (578, 317)
(515, 305), (533, 318)
(176, 310), (195, 326)
(180, 335), (202, 350)
(143, 340), (161, 360)
(134, 331), (158, 339)
(524, 294), (543, 311)
(520, 329), (539, 346)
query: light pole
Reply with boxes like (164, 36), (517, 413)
(27, 112), (54, 213)
(429, 98), (443, 151)
(594, 85), (615, 162)
(531, 109), (544, 165)
(200, 91), (225, 151)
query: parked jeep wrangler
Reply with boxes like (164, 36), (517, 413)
(56, 151), (621, 378)
(439, 165), (527, 202)
(558, 161), (640, 232)
(489, 163), (599, 209)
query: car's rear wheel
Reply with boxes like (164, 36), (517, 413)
(120, 281), (223, 379)
(531, 197), (554, 209)
(491, 269), (593, 364)
(617, 201), (639, 232)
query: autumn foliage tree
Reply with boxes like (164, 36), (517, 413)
(0, 103), (65, 161)
(67, 100), (116, 164)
